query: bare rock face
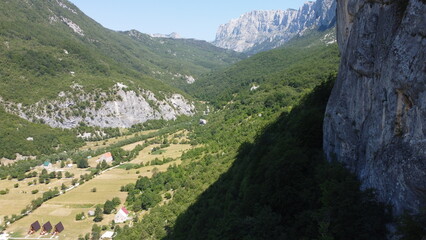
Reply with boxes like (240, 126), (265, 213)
(324, 0), (426, 214)
(1, 85), (195, 129)
(213, 0), (336, 53)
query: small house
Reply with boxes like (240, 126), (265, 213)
(43, 161), (52, 169)
(88, 210), (95, 217)
(28, 220), (41, 234)
(97, 152), (113, 163)
(26, 137), (34, 141)
(40, 221), (52, 235)
(199, 119), (207, 125)
(114, 207), (129, 223)
(53, 222), (64, 235)
(100, 231), (115, 239)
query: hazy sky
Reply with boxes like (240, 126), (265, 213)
(68, 0), (308, 41)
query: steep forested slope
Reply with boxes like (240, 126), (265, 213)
(0, 0), (242, 104)
(115, 78), (390, 240)
(0, 106), (83, 159)
(112, 30), (389, 239)
(0, 0), (244, 158)
(122, 30), (245, 89)
(168, 79), (389, 240)
(185, 29), (339, 106)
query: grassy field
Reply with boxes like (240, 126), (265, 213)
(131, 144), (193, 165)
(0, 130), (190, 221)
(79, 130), (157, 152)
(5, 133), (197, 239)
(0, 162), (91, 219)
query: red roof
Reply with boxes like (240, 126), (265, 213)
(104, 152), (112, 158)
(121, 207), (129, 215)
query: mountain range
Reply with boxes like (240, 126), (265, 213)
(213, 0), (336, 53)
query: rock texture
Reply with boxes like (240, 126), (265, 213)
(213, 0), (336, 53)
(1, 84), (195, 129)
(149, 32), (181, 39)
(324, 0), (426, 214)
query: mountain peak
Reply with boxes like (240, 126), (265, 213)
(213, 0), (336, 53)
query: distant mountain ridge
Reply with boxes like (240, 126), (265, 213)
(213, 0), (336, 53)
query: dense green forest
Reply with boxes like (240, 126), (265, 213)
(0, 107), (83, 159)
(185, 29), (339, 106)
(114, 77), (390, 240)
(109, 27), (391, 239)
(168, 79), (390, 240)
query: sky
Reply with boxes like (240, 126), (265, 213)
(68, 0), (308, 41)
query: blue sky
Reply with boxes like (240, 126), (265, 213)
(68, 0), (308, 41)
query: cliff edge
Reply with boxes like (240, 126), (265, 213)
(324, 0), (426, 214)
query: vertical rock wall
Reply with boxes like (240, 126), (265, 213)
(324, 0), (426, 214)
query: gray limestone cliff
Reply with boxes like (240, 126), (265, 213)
(1, 84), (195, 129)
(324, 0), (426, 214)
(213, 0), (336, 53)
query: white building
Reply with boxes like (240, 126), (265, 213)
(100, 231), (115, 239)
(97, 152), (113, 163)
(114, 207), (129, 223)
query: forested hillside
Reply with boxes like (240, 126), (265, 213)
(0, 0), (244, 158)
(0, 0), (242, 104)
(0, 107), (83, 159)
(168, 79), (389, 240)
(115, 78), (390, 240)
(0, 1), (410, 239)
(109, 28), (393, 239)
(185, 29), (339, 106)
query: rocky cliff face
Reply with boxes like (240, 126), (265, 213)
(1, 84), (195, 129)
(213, 0), (336, 53)
(324, 0), (426, 214)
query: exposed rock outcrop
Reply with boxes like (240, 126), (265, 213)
(324, 0), (426, 214)
(213, 0), (336, 53)
(149, 32), (182, 39)
(1, 85), (195, 129)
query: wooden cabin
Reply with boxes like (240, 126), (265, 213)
(28, 221), (40, 234)
(40, 221), (52, 235)
(53, 222), (64, 235)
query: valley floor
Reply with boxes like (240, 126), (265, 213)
(1, 129), (198, 240)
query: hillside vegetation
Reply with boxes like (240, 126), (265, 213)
(0, 1), (400, 239)
(115, 78), (390, 240)
(0, 106), (83, 159)
(0, 0), (242, 104)
(185, 29), (339, 106)
(0, 0), (244, 158)
(110, 29), (390, 239)
(168, 79), (390, 240)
